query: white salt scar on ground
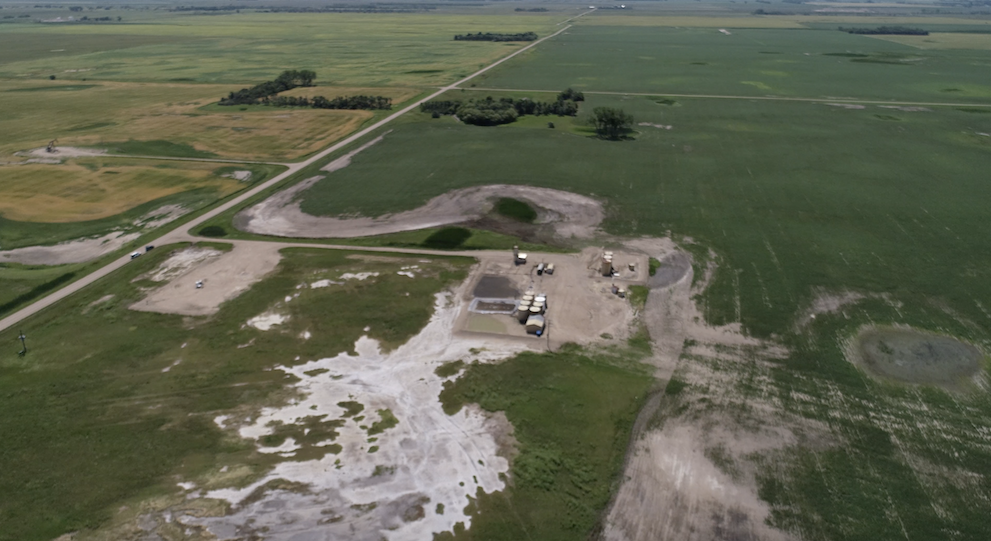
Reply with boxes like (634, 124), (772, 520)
(192, 292), (534, 541)
(247, 312), (289, 331)
(340, 272), (379, 281)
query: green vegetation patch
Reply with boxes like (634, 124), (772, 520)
(648, 257), (661, 276)
(438, 348), (652, 540)
(197, 225), (229, 238)
(108, 140), (218, 159)
(337, 401), (365, 418)
(422, 227), (472, 249)
(494, 197), (537, 223)
(367, 409), (399, 435)
(6, 84), (99, 92)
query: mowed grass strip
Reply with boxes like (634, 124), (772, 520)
(0, 159), (242, 222)
(0, 80), (413, 160)
(0, 246), (470, 541)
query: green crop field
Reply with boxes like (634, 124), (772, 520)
(472, 24), (991, 102)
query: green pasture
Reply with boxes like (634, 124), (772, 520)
(0, 12), (562, 86)
(473, 25), (991, 102)
(0, 245), (470, 541)
(439, 347), (653, 541)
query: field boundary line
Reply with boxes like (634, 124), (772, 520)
(0, 23), (578, 334)
(459, 87), (991, 108)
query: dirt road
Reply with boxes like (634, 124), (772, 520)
(459, 87), (991, 108)
(0, 23), (577, 334)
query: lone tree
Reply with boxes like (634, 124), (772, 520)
(591, 107), (634, 139)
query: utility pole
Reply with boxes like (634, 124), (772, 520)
(17, 330), (26, 356)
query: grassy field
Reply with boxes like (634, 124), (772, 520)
(0, 12), (563, 86)
(0, 79), (420, 160)
(472, 24), (991, 102)
(0, 244), (470, 541)
(438, 346), (653, 541)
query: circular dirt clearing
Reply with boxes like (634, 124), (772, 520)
(851, 326), (984, 391)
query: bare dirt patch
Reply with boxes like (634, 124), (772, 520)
(16, 146), (107, 160)
(129, 242), (281, 316)
(237, 177), (605, 241)
(848, 325), (985, 392)
(602, 246), (801, 541)
(0, 231), (139, 265)
(454, 247), (647, 348)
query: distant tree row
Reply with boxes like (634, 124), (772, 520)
(840, 26), (929, 35)
(454, 31), (538, 42)
(514, 7), (548, 12)
(263, 94), (392, 110)
(219, 70), (316, 106)
(421, 89), (584, 126)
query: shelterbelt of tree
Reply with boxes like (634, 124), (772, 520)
(453, 31), (538, 42)
(218, 70), (391, 110)
(422, 88), (584, 126)
(840, 26), (929, 35)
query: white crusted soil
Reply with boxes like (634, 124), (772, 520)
(187, 291), (534, 540)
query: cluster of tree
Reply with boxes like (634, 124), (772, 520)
(263, 94), (392, 110)
(514, 7), (548, 12)
(454, 32), (538, 42)
(840, 26), (929, 35)
(591, 107), (634, 140)
(219, 70), (316, 106)
(421, 89), (584, 126)
(74, 16), (117, 21)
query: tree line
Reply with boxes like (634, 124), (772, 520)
(421, 89), (584, 126)
(263, 94), (391, 110)
(454, 32), (538, 42)
(840, 26), (929, 35)
(219, 70), (316, 106)
(219, 70), (390, 110)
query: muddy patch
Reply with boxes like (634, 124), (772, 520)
(0, 231), (140, 265)
(849, 326), (984, 391)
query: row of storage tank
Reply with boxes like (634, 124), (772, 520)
(515, 292), (548, 322)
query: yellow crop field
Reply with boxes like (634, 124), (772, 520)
(867, 32), (991, 50)
(0, 80), (418, 161)
(0, 158), (240, 222)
